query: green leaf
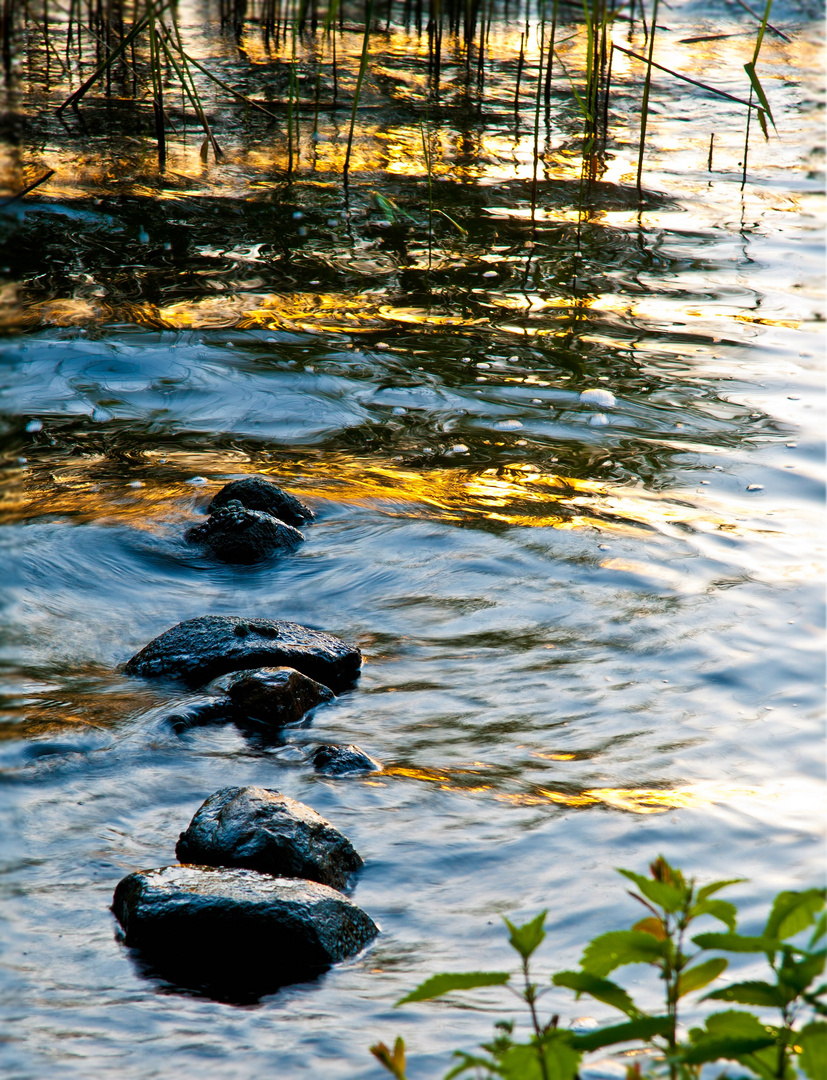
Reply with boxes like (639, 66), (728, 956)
(677, 957), (728, 997)
(504, 911), (547, 961)
(572, 1015), (672, 1052)
(692, 932), (782, 954)
(619, 869), (685, 913)
(552, 971), (639, 1017)
(497, 1033), (581, 1080)
(682, 1010), (777, 1065)
(810, 914), (827, 948)
(765, 890), (826, 942)
(697, 879), (746, 903)
(798, 1021), (827, 1080)
(396, 971), (511, 1005)
(703, 980), (786, 1008)
(779, 948), (825, 994)
(690, 899), (738, 931)
(744, 61), (776, 131)
(581, 931), (668, 976)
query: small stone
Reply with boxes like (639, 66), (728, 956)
(313, 744), (382, 776)
(112, 865), (377, 1002)
(186, 500), (305, 564)
(588, 413), (610, 427)
(579, 388), (616, 409)
(124, 615), (362, 690)
(746, 484), (764, 492)
(227, 667), (334, 727)
(208, 477), (313, 527)
(176, 786), (363, 888)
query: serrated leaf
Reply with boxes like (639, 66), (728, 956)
(744, 61), (776, 131)
(780, 948), (825, 993)
(682, 1010), (777, 1065)
(552, 971), (639, 1017)
(697, 879), (745, 903)
(505, 911), (547, 961)
(677, 957), (728, 997)
(766, 890), (826, 942)
(633, 917), (667, 940)
(692, 932), (782, 954)
(396, 971), (511, 1005)
(798, 1021), (827, 1080)
(497, 1032), (581, 1080)
(703, 980), (786, 1007)
(619, 869), (685, 912)
(581, 931), (668, 976)
(573, 1015), (672, 1052)
(690, 899), (738, 931)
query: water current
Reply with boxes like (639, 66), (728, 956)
(0, 0), (824, 1075)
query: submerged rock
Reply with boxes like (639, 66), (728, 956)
(208, 477), (313, 528)
(227, 667), (334, 728)
(313, 744), (383, 776)
(176, 786), (363, 888)
(124, 615), (362, 690)
(186, 500), (304, 564)
(113, 865), (377, 1002)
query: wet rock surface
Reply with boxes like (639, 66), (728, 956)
(124, 616), (362, 690)
(176, 786), (363, 888)
(313, 744), (383, 775)
(185, 500), (304, 564)
(208, 478), (314, 527)
(227, 666), (334, 728)
(112, 865), (377, 1003)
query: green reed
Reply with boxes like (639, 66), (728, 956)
(1, 0), (783, 191)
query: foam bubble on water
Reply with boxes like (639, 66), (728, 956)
(187, 476), (208, 485)
(496, 419), (523, 430)
(25, 419), (43, 432)
(580, 388), (616, 408)
(392, 407), (407, 415)
(127, 481), (144, 488)
(589, 413), (610, 427)
(451, 444), (469, 453)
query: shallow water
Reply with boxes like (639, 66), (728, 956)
(0, 1), (824, 1076)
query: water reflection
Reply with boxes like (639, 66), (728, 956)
(0, 0), (823, 1075)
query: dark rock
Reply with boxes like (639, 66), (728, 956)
(227, 666), (334, 728)
(313, 744), (383, 776)
(113, 865), (377, 1002)
(208, 477), (313, 527)
(176, 786), (363, 888)
(124, 616), (361, 690)
(165, 697), (234, 733)
(186, 500), (304, 564)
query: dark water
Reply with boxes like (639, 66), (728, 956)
(0, 2), (824, 1077)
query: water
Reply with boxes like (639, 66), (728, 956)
(0, 1), (824, 1076)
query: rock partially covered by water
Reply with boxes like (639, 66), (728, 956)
(186, 500), (304, 564)
(313, 744), (383, 776)
(209, 477), (313, 527)
(176, 786), (363, 888)
(113, 865), (377, 1002)
(124, 616), (362, 690)
(227, 667), (334, 728)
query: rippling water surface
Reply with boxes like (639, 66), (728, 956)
(0, 1), (824, 1076)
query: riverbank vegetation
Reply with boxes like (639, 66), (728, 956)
(373, 858), (826, 1080)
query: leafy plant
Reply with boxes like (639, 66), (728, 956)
(371, 858), (825, 1080)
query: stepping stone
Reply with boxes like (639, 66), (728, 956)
(124, 616), (361, 690)
(313, 744), (382, 776)
(176, 785), (363, 888)
(186, 500), (304, 564)
(113, 865), (377, 1002)
(227, 667), (334, 728)
(208, 477), (313, 527)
